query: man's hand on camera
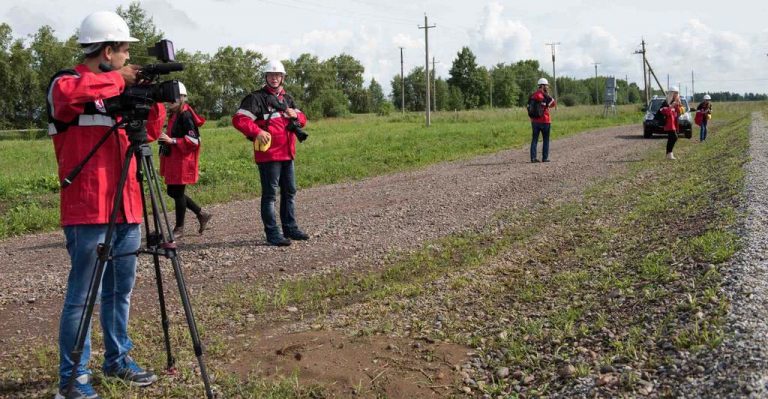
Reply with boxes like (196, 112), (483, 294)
(119, 65), (140, 86)
(256, 131), (271, 145)
(285, 108), (298, 119)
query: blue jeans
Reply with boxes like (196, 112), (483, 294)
(58, 223), (140, 389)
(258, 161), (299, 240)
(531, 122), (551, 161)
(700, 120), (708, 141)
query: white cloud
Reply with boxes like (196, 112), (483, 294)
(392, 33), (421, 49)
(144, 0), (199, 30)
(3, 6), (60, 39)
(470, 2), (534, 66)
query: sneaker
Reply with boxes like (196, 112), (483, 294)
(531, 159), (540, 163)
(55, 374), (100, 399)
(172, 225), (184, 239)
(103, 357), (157, 387)
(284, 229), (309, 240)
(267, 236), (292, 246)
(666, 152), (676, 160)
(197, 212), (213, 234)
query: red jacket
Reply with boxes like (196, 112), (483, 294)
(156, 104), (206, 185)
(232, 86), (307, 163)
(660, 104), (679, 133)
(530, 89), (556, 124)
(48, 64), (162, 226)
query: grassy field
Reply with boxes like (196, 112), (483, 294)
(0, 104), (641, 238)
(2, 103), (762, 398)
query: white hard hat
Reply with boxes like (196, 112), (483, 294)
(669, 85), (679, 92)
(77, 11), (138, 44)
(264, 60), (286, 75)
(537, 78), (549, 86)
(703, 94), (711, 100)
(178, 81), (187, 96)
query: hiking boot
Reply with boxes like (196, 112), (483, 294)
(284, 229), (309, 241)
(531, 159), (540, 163)
(267, 236), (292, 247)
(103, 357), (157, 387)
(55, 374), (100, 399)
(172, 225), (184, 239)
(542, 159), (551, 163)
(197, 212), (213, 234)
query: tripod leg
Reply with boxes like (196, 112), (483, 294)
(139, 145), (214, 398)
(137, 153), (176, 372)
(66, 146), (135, 395)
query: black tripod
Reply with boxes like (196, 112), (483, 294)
(64, 119), (214, 398)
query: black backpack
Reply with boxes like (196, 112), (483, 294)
(527, 95), (544, 118)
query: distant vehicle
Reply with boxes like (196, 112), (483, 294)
(643, 96), (693, 139)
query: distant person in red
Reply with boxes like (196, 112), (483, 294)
(47, 10), (160, 399)
(154, 82), (212, 238)
(696, 94), (713, 142)
(232, 60), (309, 246)
(660, 86), (682, 160)
(529, 78), (556, 163)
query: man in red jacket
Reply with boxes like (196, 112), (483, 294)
(48, 11), (159, 399)
(529, 78), (557, 163)
(232, 60), (309, 246)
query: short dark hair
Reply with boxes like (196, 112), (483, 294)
(82, 42), (126, 59)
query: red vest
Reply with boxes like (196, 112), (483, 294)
(159, 104), (205, 185)
(529, 90), (556, 124)
(49, 64), (150, 226)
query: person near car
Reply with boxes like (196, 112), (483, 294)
(529, 78), (556, 163)
(660, 86), (682, 160)
(232, 60), (310, 246)
(697, 94), (713, 142)
(47, 10), (160, 399)
(154, 82), (212, 239)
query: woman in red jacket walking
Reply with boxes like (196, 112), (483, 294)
(157, 82), (212, 238)
(660, 86), (682, 160)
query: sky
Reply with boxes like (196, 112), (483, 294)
(3, 0), (767, 96)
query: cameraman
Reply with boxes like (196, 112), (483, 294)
(47, 11), (160, 399)
(232, 60), (309, 246)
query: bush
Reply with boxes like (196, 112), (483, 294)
(377, 102), (395, 116)
(560, 94), (577, 107)
(217, 115), (232, 127)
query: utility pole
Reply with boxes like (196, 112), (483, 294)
(545, 42), (560, 99)
(625, 74), (629, 104)
(399, 47), (405, 114)
(489, 66), (493, 109)
(432, 57), (440, 112)
(593, 62), (600, 105)
(418, 14), (436, 127)
(691, 70), (695, 102)
(634, 39), (648, 104)
(667, 74), (670, 90)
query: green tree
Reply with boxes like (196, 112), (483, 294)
(448, 47), (484, 109)
(433, 78), (449, 111)
(174, 49), (215, 117)
(209, 46), (266, 117)
(327, 53), (364, 101)
(446, 85), (464, 111)
(489, 64), (520, 108)
(116, 1), (164, 63)
(0, 23), (14, 128)
(369, 78), (385, 112)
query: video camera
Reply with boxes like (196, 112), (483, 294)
(267, 96), (309, 142)
(103, 40), (184, 142)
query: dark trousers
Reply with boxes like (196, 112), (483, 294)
(166, 184), (201, 227)
(531, 122), (551, 161)
(666, 132), (678, 154)
(257, 160), (298, 240)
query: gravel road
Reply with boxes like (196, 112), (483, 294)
(0, 125), (654, 348)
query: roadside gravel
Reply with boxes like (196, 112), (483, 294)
(678, 111), (768, 398)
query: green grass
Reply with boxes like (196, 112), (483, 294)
(0, 105), (641, 238)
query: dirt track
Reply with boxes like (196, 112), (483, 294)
(0, 124), (657, 353)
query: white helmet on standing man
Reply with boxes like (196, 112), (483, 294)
(703, 94), (711, 100)
(669, 85), (679, 93)
(537, 78), (549, 86)
(77, 11), (138, 44)
(264, 60), (286, 76)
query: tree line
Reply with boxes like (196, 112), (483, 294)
(0, 2), (761, 130)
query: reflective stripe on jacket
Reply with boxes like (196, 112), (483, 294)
(159, 104), (205, 185)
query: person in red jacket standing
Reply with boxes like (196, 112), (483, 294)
(48, 11), (159, 399)
(529, 78), (556, 163)
(660, 86), (682, 160)
(232, 60), (309, 246)
(155, 82), (212, 239)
